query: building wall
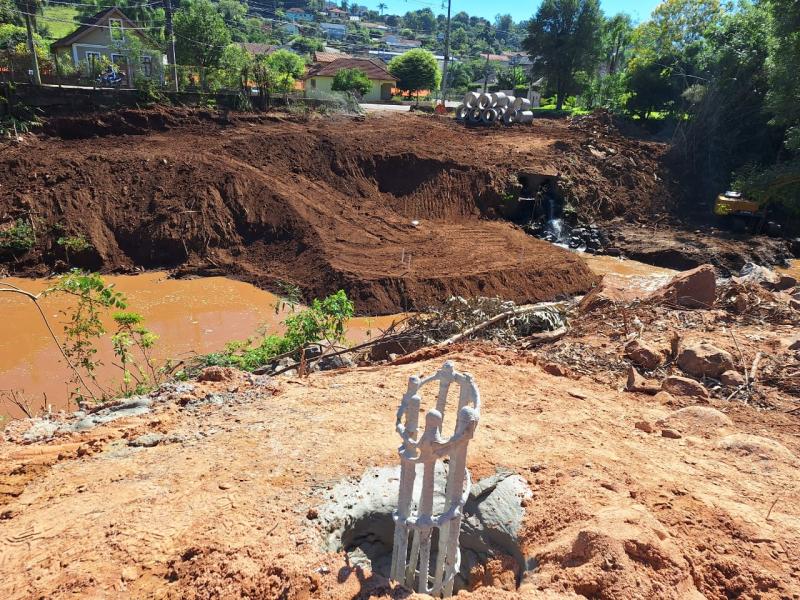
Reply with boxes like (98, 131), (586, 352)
(59, 14), (158, 81)
(306, 76), (395, 102)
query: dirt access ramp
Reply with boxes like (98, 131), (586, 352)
(0, 110), (678, 313)
(0, 349), (798, 599)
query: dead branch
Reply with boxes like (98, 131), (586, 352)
(436, 302), (562, 347)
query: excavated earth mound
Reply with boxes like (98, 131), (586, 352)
(0, 110), (679, 313)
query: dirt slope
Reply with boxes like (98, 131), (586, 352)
(0, 344), (797, 600)
(0, 110), (676, 313)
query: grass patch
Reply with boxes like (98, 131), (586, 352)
(41, 5), (80, 42)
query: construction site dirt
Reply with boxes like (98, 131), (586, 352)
(1, 109), (790, 314)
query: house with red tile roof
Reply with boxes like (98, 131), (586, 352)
(305, 57), (396, 102)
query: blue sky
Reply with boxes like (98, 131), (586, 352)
(364, 0), (661, 25)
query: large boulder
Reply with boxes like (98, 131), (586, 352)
(661, 376), (710, 399)
(677, 342), (735, 378)
(651, 264), (716, 309)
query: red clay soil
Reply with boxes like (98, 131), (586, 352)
(0, 109), (673, 313)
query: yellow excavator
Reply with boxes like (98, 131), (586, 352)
(714, 191), (766, 232)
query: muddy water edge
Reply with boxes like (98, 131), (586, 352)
(3, 258), (795, 419)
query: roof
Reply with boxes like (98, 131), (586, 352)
(286, 7), (307, 12)
(51, 7), (148, 48)
(320, 22), (346, 31)
(327, 7), (347, 13)
(240, 43), (276, 56)
(306, 57), (396, 82)
(485, 53), (510, 62)
(314, 50), (351, 63)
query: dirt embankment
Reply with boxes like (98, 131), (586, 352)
(1, 110), (620, 314)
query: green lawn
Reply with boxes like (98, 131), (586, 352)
(40, 5), (80, 42)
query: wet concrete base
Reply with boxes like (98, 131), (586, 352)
(317, 464), (533, 592)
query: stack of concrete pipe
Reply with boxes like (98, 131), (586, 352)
(456, 91), (533, 126)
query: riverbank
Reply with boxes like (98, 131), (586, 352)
(1, 263), (798, 599)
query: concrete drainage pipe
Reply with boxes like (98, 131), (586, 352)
(480, 108), (499, 125)
(491, 92), (508, 108)
(516, 110), (534, 124)
(513, 97), (532, 111)
(455, 104), (469, 121)
(477, 93), (493, 109)
(502, 110), (515, 126)
(467, 108), (483, 123)
(463, 92), (479, 108)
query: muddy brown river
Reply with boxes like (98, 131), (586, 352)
(1, 257), (794, 419)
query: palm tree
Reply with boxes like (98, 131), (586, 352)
(378, 2), (387, 15)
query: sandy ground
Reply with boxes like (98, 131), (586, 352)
(1, 335), (797, 599)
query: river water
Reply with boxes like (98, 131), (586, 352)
(1, 257), (796, 418)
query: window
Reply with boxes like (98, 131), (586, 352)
(111, 53), (127, 66)
(109, 18), (123, 42)
(85, 51), (101, 63)
(141, 55), (152, 77)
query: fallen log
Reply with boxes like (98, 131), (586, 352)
(436, 302), (563, 347)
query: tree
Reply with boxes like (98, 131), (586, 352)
(291, 35), (323, 55)
(77, 0), (165, 33)
(378, 3), (386, 16)
(388, 48), (440, 103)
(602, 13), (633, 74)
(332, 67), (371, 98)
(444, 61), (471, 93)
(266, 48), (305, 97)
(523, 0), (603, 110)
(174, 0), (231, 73)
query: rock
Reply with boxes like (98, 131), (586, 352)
(720, 370), (745, 387)
(651, 264), (716, 309)
(306, 508), (318, 520)
(318, 354), (355, 371)
(625, 366), (660, 395)
(661, 428), (682, 439)
(790, 298), (800, 312)
(775, 274), (797, 291)
(658, 406), (733, 435)
(120, 566), (139, 582)
(677, 342), (735, 378)
(580, 277), (648, 312)
(662, 376), (709, 399)
(788, 338), (800, 352)
(654, 391), (676, 404)
(635, 420), (655, 433)
(736, 262), (780, 287)
(197, 366), (237, 382)
(543, 363), (567, 377)
(128, 433), (165, 448)
(624, 340), (664, 370)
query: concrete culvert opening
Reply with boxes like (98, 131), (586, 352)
(317, 465), (533, 594)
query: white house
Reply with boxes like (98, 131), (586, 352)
(50, 7), (162, 80)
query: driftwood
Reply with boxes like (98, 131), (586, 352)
(519, 326), (568, 348)
(436, 302), (562, 347)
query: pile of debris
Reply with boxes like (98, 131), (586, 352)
(455, 92), (533, 126)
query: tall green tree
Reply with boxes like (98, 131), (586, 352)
(523, 0), (603, 110)
(266, 48), (304, 97)
(388, 48), (440, 103)
(174, 0), (231, 70)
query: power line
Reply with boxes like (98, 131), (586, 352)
(14, 7), (165, 29)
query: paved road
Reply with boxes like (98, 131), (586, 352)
(359, 103), (411, 112)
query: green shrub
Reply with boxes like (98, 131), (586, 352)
(0, 219), (35, 253)
(198, 290), (355, 371)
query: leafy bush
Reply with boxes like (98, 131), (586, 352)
(199, 290), (354, 371)
(332, 68), (372, 99)
(0, 219), (35, 253)
(57, 234), (91, 257)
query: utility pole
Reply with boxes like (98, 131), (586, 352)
(22, 0), (41, 85)
(482, 51), (489, 92)
(164, 0), (179, 92)
(438, 0), (451, 105)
